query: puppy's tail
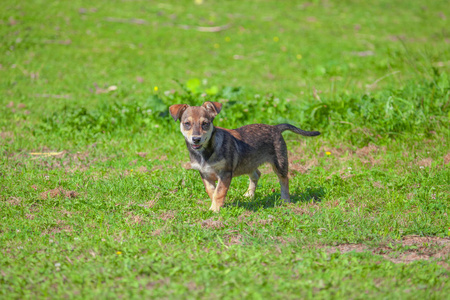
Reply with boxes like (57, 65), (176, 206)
(276, 124), (320, 136)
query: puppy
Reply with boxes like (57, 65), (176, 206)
(169, 101), (320, 212)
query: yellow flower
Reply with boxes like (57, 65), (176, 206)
(273, 36), (279, 42)
(296, 54), (302, 60)
(214, 43), (220, 48)
(225, 37), (231, 42)
(154, 86), (158, 92)
(116, 251), (122, 255)
(326, 151), (331, 156)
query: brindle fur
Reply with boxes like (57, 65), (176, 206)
(169, 101), (320, 212)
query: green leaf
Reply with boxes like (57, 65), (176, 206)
(186, 78), (201, 94)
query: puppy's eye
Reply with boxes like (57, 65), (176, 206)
(202, 122), (210, 130)
(184, 122), (191, 129)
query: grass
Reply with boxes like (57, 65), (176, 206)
(1, 0), (450, 298)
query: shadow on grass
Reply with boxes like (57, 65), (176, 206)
(228, 186), (326, 212)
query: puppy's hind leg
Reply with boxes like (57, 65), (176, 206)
(243, 169), (261, 198)
(277, 174), (290, 202)
(271, 164), (290, 202)
(272, 137), (290, 203)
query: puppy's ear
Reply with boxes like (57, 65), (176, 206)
(169, 104), (189, 121)
(202, 102), (222, 117)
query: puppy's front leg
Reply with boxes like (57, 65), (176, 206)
(201, 176), (216, 201)
(210, 172), (232, 212)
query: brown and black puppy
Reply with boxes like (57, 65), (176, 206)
(169, 101), (320, 212)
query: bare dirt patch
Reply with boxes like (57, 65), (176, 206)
(289, 157), (318, 176)
(444, 153), (450, 165)
(237, 211), (252, 222)
(186, 281), (204, 291)
(6, 197), (22, 205)
(236, 212), (274, 227)
(379, 236), (450, 264)
(289, 202), (319, 216)
(325, 244), (369, 254)
(308, 143), (385, 168)
(137, 200), (157, 208)
(287, 144), (319, 176)
(42, 220), (73, 236)
(59, 208), (76, 217)
(372, 181), (384, 189)
(417, 158), (433, 167)
(136, 152), (148, 158)
(321, 146), (352, 159)
(141, 278), (170, 290)
(27, 149), (94, 172)
(355, 144), (383, 166)
(40, 188), (78, 199)
(159, 211), (176, 221)
(126, 212), (145, 225)
(322, 235), (450, 265)
(25, 213), (35, 220)
(271, 236), (296, 244)
(129, 165), (164, 176)
(356, 144), (378, 157)
(0, 131), (14, 139)
(136, 166), (149, 173)
(325, 168), (356, 180)
(201, 218), (225, 229)
(255, 217), (273, 226)
(222, 233), (242, 246)
(151, 229), (163, 236)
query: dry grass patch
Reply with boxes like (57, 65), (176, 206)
(201, 218), (225, 229)
(372, 181), (384, 189)
(237, 211), (252, 222)
(289, 157), (319, 176)
(323, 236), (450, 265)
(137, 200), (157, 208)
(151, 229), (163, 236)
(25, 213), (35, 220)
(325, 244), (369, 254)
(444, 153), (450, 165)
(159, 210), (176, 221)
(417, 158), (433, 167)
(271, 236), (296, 245)
(222, 233), (243, 246)
(126, 212), (145, 225)
(42, 220), (74, 236)
(6, 197), (22, 205)
(289, 202), (320, 216)
(40, 188), (78, 199)
(382, 236), (450, 264)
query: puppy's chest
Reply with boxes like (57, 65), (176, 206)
(190, 158), (227, 178)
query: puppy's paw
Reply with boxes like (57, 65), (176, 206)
(209, 203), (221, 213)
(183, 162), (192, 170)
(243, 190), (255, 198)
(282, 197), (291, 203)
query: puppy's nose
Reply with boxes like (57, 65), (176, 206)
(192, 137), (201, 144)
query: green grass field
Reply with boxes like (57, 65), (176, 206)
(1, 0), (449, 298)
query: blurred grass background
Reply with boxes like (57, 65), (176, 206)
(1, 0), (449, 106)
(1, 0), (449, 151)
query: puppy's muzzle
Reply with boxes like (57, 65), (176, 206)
(191, 136), (203, 150)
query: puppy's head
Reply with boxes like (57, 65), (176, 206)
(169, 102), (222, 151)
